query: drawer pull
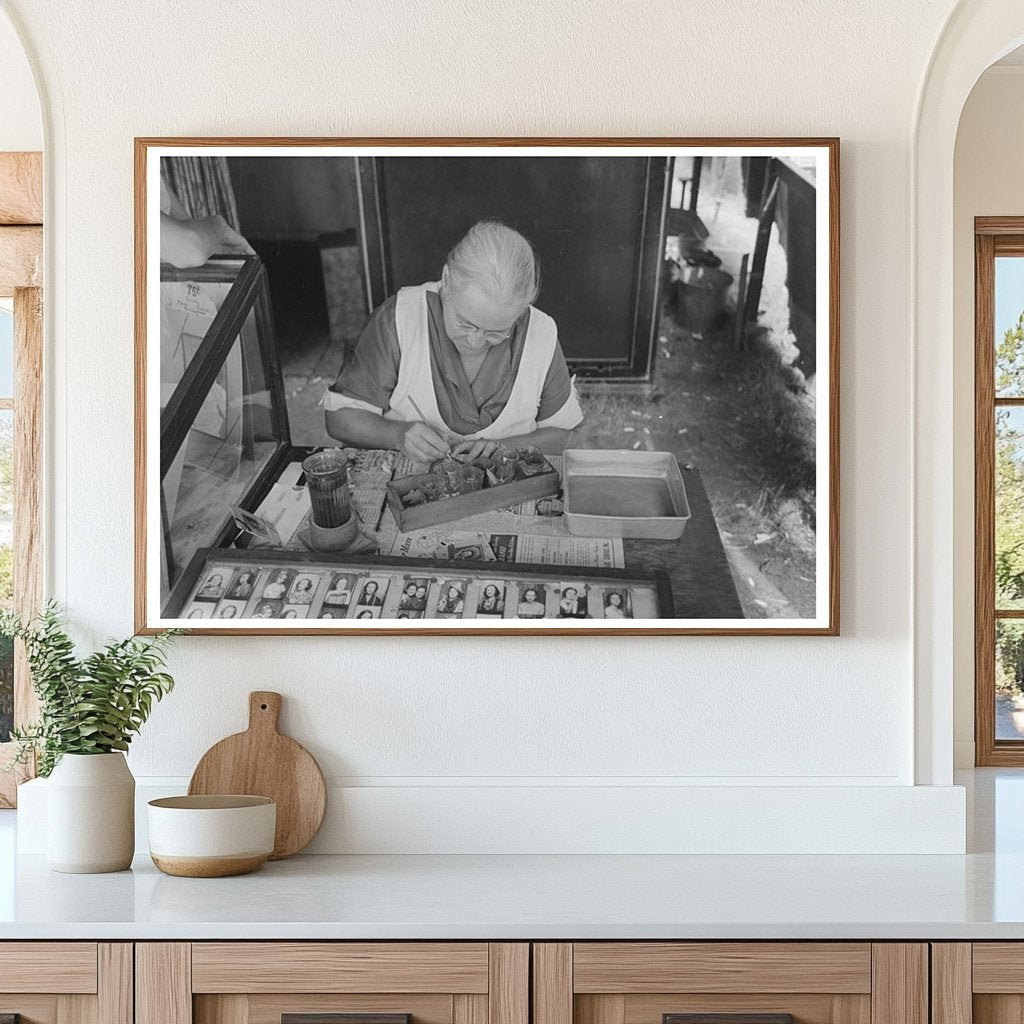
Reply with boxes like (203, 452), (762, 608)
(665, 1016), (795, 1024)
(283, 1016), (411, 1024)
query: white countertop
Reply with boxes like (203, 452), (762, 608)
(0, 848), (1022, 940)
(1, 769), (1022, 941)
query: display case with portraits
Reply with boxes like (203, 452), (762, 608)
(166, 548), (675, 630)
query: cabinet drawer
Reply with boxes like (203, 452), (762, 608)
(0, 942), (99, 993)
(534, 943), (925, 1024)
(0, 943), (130, 1024)
(191, 943), (490, 993)
(973, 944), (1024, 992)
(572, 944), (872, 994)
(139, 942), (528, 1024)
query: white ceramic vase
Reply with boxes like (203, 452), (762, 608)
(46, 752), (135, 873)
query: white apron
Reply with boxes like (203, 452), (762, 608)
(385, 281), (558, 440)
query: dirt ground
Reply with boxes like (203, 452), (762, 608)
(574, 308), (817, 619)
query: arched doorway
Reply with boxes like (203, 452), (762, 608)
(913, 0), (1024, 785)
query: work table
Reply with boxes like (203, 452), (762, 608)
(2, 848), (1024, 939)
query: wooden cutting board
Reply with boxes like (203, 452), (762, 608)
(188, 691), (326, 859)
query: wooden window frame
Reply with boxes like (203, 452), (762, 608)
(0, 151), (44, 806)
(975, 216), (1024, 765)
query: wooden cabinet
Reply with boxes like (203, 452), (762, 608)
(932, 943), (1024, 1024)
(0, 943), (132, 1024)
(532, 944), (928, 1024)
(136, 944), (528, 1024)
(0, 937), (961, 1024)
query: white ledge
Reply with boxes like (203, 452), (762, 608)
(16, 778), (968, 857)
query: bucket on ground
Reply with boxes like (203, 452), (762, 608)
(676, 264), (734, 336)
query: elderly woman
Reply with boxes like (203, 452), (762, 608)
(325, 220), (584, 462)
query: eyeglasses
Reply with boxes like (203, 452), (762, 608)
(441, 282), (515, 344)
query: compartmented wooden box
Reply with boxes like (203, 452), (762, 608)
(385, 457), (561, 532)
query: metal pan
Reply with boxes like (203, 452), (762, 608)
(562, 449), (691, 539)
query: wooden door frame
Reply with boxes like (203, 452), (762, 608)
(355, 154), (670, 381)
(0, 151), (44, 806)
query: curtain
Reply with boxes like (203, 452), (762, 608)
(162, 156), (241, 229)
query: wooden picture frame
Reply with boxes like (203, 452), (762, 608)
(135, 137), (840, 636)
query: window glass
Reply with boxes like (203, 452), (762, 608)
(996, 407), (1024, 610)
(997, 620), (1024, 740)
(161, 307), (278, 597)
(994, 253), (1024, 744)
(0, 306), (13, 400)
(996, 256), (1024, 397)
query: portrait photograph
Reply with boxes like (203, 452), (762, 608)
(476, 581), (506, 618)
(260, 569), (294, 602)
(398, 576), (431, 614)
(436, 579), (468, 618)
(322, 572), (358, 610)
(286, 574), (320, 605)
(516, 584), (548, 620)
(558, 583), (590, 620)
(227, 568), (258, 600)
(138, 139), (838, 634)
(357, 577), (388, 609)
(602, 588), (633, 620)
(194, 568), (228, 602)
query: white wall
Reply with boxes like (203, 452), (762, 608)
(0, 9), (40, 151)
(0, 0), (976, 852)
(953, 65), (1024, 767)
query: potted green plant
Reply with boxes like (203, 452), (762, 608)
(2, 603), (178, 873)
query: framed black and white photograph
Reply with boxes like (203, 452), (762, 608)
(135, 138), (839, 634)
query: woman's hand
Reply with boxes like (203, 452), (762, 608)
(401, 421), (452, 463)
(189, 215), (255, 260)
(326, 408), (455, 461)
(160, 213), (255, 269)
(451, 438), (501, 461)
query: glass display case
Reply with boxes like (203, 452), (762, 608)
(159, 256), (293, 610)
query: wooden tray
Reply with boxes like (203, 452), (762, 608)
(385, 459), (561, 531)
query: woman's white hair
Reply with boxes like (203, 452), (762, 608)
(446, 220), (540, 310)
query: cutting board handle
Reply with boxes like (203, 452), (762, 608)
(248, 691), (282, 734)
